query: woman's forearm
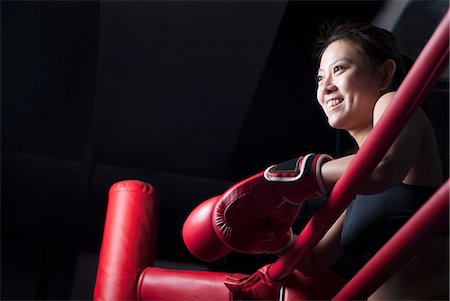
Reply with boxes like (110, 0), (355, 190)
(321, 153), (408, 195)
(321, 155), (355, 194)
(296, 212), (346, 276)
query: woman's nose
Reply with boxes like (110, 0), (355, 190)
(321, 79), (337, 94)
(318, 73), (335, 93)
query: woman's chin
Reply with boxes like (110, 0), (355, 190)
(327, 118), (345, 130)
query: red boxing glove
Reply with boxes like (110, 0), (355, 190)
(182, 196), (232, 262)
(213, 153), (332, 254)
(182, 153), (332, 261)
(224, 264), (281, 300)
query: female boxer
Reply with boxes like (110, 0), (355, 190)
(184, 20), (447, 300)
(297, 21), (448, 300)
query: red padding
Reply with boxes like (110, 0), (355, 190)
(94, 180), (158, 301)
(332, 180), (449, 300)
(137, 267), (245, 301)
(137, 267), (346, 301)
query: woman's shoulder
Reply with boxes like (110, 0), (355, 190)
(375, 91), (396, 109)
(374, 91), (431, 129)
(373, 91), (396, 125)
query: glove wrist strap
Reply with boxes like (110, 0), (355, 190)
(263, 153), (333, 196)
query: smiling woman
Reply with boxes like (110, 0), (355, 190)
(316, 40), (384, 135)
(313, 22), (443, 193)
(294, 21), (447, 300)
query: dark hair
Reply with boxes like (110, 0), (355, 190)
(313, 21), (413, 91)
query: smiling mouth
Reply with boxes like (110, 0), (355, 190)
(326, 98), (343, 108)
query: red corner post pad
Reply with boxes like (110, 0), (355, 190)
(138, 266), (345, 301)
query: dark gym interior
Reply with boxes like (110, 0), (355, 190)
(2, 1), (448, 299)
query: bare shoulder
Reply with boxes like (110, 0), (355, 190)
(373, 92), (396, 125)
(374, 91), (429, 128)
(372, 92), (442, 186)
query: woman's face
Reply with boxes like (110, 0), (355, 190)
(316, 39), (382, 132)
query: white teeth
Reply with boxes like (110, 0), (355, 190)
(326, 98), (343, 108)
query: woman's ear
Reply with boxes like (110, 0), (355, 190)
(378, 59), (396, 92)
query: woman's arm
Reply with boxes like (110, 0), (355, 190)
(367, 92), (425, 190)
(296, 211), (346, 276)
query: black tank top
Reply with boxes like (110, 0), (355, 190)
(341, 183), (439, 269)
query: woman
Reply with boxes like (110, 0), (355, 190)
(297, 21), (448, 299)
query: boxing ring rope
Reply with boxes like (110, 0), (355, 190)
(269, 7), (450, 287)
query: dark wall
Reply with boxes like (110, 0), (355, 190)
(2, 1), (99, 161)
(2, 2), (100, 300)
(3, 1), (447, 300)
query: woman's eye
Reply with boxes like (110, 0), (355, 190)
(333, 65), (345, 73)
(315, 75), (323, 83)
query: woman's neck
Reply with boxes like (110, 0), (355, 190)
(348, 125), (372, 148)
